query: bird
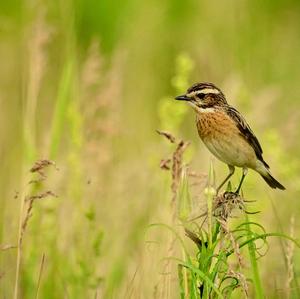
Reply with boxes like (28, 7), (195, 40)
(175, 82), (285, 194)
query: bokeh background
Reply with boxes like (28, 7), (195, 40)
(1, 0), (300, 298)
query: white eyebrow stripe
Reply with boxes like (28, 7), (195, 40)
(186, 91), (197, 97)
(197, 88), (220, 95)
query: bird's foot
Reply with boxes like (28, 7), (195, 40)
(222, 191), (242, 201)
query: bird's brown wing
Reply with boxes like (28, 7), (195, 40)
(226, 106), (269, 168)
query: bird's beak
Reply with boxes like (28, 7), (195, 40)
(175, 94), (190, 101)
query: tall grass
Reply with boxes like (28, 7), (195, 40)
(14, 9), (52, 298)
(14, 160), (57, 299)
(1, 0), (300, 298)
(157, 132), (300, 298)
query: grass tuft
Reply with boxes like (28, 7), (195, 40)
(157, 131), (300, 298)
(14, 159), (58, 299)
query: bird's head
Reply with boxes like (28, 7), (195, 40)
(175, 82), (227, 110)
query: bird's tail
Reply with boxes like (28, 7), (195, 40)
(256, 160), (285, 190)
(260, 172), (285, 190)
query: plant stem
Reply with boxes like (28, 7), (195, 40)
(245, 215), (264, 299)
(206, 160), (216, 248)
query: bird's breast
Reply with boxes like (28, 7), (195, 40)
(195, 109), (257, 168)
(196, 109), (239, 139)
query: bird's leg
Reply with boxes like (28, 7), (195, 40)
(217, 165), (235, 194)
(235, 167), (248, 194)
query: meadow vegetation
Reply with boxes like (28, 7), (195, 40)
(0, 0), (300, 298)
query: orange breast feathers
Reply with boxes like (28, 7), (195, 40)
(196, 109), (240, 141)
(195, 108), (258, 168)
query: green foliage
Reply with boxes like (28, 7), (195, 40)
(178, 170), (192, 222)
(157, 149), (300, 298)
(174, 177), (300, 298)
(1, 0), (300, 298)
(50, 59), (75, 158)
(158, 53), (193, 133)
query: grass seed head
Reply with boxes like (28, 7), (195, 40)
(213, 192), (245, 221)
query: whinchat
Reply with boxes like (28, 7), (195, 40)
(175, 82), (285, 193)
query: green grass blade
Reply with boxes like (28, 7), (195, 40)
(245, 216), (264, 299)
(49, 59), (74, 158)
(178, 260), (224, 299)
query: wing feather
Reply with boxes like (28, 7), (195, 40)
(226, 106), (269, 168)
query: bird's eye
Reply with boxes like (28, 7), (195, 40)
(197, 93), (205, 100)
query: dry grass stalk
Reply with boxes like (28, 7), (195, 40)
(156, 130), (176, 144)
(214, 192), (249, 297)
(218, 218), (244, 268)
(0, 244), (17, 251)
(20, 191), (57, 246)
(186, 169), (207, 181)
(285, 215), (295, 299)
(29, 159), (58, 183)
(14, 159), (57, 299)
(35, 253), (46, 299)
(225, 269), (248, 298)
(157, 130), (190, 208)
(23, 8), (52, 155)
(30, 159), (58, 174)
(218, 218), (248, 297)
(156, 131), (190, 299)
(20, 160), (58, 246)
(81, 39), (103, 93)
(26, 8), (52, 105)
(159, 158), (171, 170)
(171, 140), (190, 204)
(81, 40), (124, 176)
(15, 8), (52, 297)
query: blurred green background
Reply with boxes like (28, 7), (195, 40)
(0, 0), (300, 298)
